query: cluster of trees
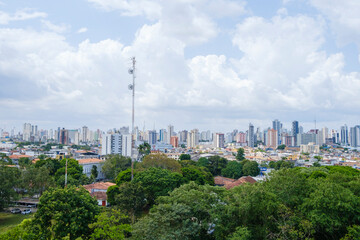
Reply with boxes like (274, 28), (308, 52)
(3, 165), (360, 239)
(0, 155), (93, 210)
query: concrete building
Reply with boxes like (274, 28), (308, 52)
(300, 142), (320, 154)
(292, 121), (299, 146)
(214, 133), (225, 148)
(170, 136), (178, 148)
(248, 123), (255, 147)
(266, 129), (278, 149)
(101, 133), (131, 156)
(187, 129), (199, 148)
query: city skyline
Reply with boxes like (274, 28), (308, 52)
(1, 1), (360, 131)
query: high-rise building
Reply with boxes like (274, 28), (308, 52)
(59, 128), (69, 145)
(148, 130), (157, 145)
(82, 126), (89, 143)
(23, 123), (32, 141)
(291, 121), (299, 146)
(214, 133), (225, 148)
(101, 133), (131, 156)
(350, 126), (360, 147)
(159, 129), (167, 143)
(179, 130), (188, 143)
(266, 129), (278, 149)
(167, 125), (174, 144)
(170, 136), (178, 148)
(341, 125), (349, 146)
(187, 129), (199, 148)
(248, 123), (255, 147)
(272, 119), (282, 144)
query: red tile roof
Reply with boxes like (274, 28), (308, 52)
(77, 158), (103, 164)
(214, 176), (256, 189)
(83, 182), (116, 192)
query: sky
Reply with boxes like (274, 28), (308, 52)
(0, 0), (360, 133)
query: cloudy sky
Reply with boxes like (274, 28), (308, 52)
(0, 0), (360, 133)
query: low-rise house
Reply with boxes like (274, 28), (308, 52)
(78, 158), (105, 180)
(83, 182), (116, 206)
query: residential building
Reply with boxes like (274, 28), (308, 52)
(101, 133), (131, 156)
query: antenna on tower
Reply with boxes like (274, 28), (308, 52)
(128, 57), (136, 181)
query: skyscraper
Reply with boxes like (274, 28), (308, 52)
(23, 123), (32, 141)
(248, 123), (255, 148)
(101, 133), (131, 156)
(148, 130), (157, 145)
(272, 119), (282, 144)
(292, 121), (299, 146)
(214, 133), (225, 148)
(187, 129), (199, 148)
(341, 125), (349, 146)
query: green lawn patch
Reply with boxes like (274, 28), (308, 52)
(0, 212), (33, 233)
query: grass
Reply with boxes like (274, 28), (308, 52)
(0, 212), (33, 233)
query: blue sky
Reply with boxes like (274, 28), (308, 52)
(0, 0), (360, 133)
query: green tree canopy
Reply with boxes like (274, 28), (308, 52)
(33, 186), (100, 239)
(0, 166), (20, 210)
(181, 166), (214, 185)
(221, 161), (243, 179)
(206, 155), (228, 176)
(179, 153), (191, 160)
(89, 208), (132, 240)
(277, 144), (286, 150)
(102, 154), (131, 180)
(132, 182), (227, 240)
(133, 167), (184, 205)
(236, 148), (245, 161)
(115, 182), (146, 222)
(242, 160), (260, 176)
(137, 153), (182, 172)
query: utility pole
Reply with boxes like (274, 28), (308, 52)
(128, 57), (136, 180)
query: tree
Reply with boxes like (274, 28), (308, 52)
(89, 208), (132, 240)
(21, 166), (55, 196)
(33, 186), (100, 239)
(0, 166), (20, 210)
(18, 157), (31, 168)
(179, 154), (191, 160)
(301, 181), (360, 239)
(341, 225), (360, 240)
(35, 157), (61, 175)
(242, 161), (260, 176)
(54, 158), (87, 187)
(236, 148), (245, 161)
(138, 143), (151, 158)
(116, 182), (146, 223)
(107, 185), (120, 206)
(221, 161), (243, 179)
(228, 227), (252, 240)
(115, 168), (133, 186)
(137, 153), (182, 172)
(197, 157), (209, 168)
(132, 182), (227, 240)
(133, 167), (184, 205)
(91, 165), (98, 180)
(277, 144), (286, 150)
(181, 166), (214, 185)
(102, 155), (131, 180)
(207, 155), (228, 176)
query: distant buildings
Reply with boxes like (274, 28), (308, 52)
(300, 142), (320, 154)
(101, 133), (131, 156)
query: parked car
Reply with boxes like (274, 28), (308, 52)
(21, 209), (31, 215)
(11, 208), (21, 214)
